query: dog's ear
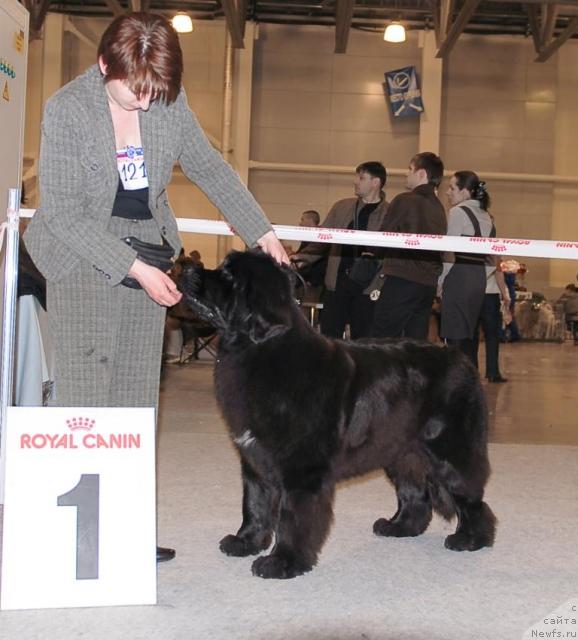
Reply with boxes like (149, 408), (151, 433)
(223, 251), (293, 345)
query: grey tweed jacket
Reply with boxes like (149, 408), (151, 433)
(24, 64), (272, 285)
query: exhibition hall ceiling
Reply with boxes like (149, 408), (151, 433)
(20, 0), (578, 59)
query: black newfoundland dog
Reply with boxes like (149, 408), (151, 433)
(181, 250), (496, 579)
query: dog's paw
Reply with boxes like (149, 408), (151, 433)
(219, 534), (261, 557)
(251, 554), (312, 580)
(373, 517), (421, 538)
(444, 532), (491, 552)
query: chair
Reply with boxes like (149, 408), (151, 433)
(180, 318), (218, 362)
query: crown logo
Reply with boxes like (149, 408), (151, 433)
(404, 238), (420, 246)
(66, 417), (96, 432)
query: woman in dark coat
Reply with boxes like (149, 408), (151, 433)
(439, 171), (494, 364)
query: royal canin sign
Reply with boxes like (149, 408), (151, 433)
(20, 416), (141, 450)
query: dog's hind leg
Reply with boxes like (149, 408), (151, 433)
(373, 450), (433, 538)
(251, 484), (335, 579)
(220, 460), (279, 557)
(444, 495), (496, 551)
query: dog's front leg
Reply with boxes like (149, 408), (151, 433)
(220, 459), (279, 557)
(251, 485), (334, 579)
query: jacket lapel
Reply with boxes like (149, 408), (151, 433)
(84, 66), (118, 198)
(139, 104), (162, 206)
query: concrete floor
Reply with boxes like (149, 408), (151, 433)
(0, 339), (576, 635)
(158, 340), (578, 446)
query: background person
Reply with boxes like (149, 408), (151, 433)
(438, 171), (495, 364)
(371, 152), (446, 340)
(473, 259), (511, 383)
(293, 162), (388, 339)
(500, 260), (522, 342)
(23, 12), (287, 563)
(292, 210), (325, 307)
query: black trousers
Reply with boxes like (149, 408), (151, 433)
(371, 275), (436, 340)
(320, 272), (374, 340)
(473, 293), (503, 379)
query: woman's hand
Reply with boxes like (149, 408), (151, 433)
(128, 259), (183, 307)
(256, 230), (290, 265)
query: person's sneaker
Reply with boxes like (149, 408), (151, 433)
(164, 354), (181, 365)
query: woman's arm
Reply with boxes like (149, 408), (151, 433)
(175, 92), (282, 255)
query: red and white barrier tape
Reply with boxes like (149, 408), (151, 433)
(176, 218), (578, 261)
(18, 210), (578, 261)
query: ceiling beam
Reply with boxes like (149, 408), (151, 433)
(24, 0), (50, 39)
(536, 15), (578, 61)
(541, 3), (559, 46)
(436, 0), (481, 58)
(439, 0), (454, 40)
(428, 0), (441, 47)
(102, 0), (125, 17)
(485, 0), (577, 4)
(221, 0), (245, 48)
(335, 0), (354, 53)
(525, 3), (542, 52)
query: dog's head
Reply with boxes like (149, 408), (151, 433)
(180, 250), (298, 346)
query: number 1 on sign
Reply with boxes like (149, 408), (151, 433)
(57, 474), (100, 580)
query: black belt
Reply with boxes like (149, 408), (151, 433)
(111, 211), (153, 220)
(455, 252), (486, 265)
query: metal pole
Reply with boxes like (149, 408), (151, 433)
(0, 188), (21, 500)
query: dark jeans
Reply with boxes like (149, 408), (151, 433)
(473, 293), (502, 378)
(371, 275), (436, 340)
(320, 272), (374, 340)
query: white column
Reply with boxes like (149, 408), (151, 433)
(551, 41), (578, 287)
(41, 13), (64, 104)
(230, 22), (256, 252)
(418, 30), (443, 155)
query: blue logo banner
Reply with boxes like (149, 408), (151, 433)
(384, 66), (424, 118)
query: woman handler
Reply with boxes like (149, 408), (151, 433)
(24, 13), (287, 561)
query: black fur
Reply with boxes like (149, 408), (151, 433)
(181, 250), (497, 579)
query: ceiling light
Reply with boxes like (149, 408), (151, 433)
(172, 13), (193, 34)
(383, 22), (406, 43)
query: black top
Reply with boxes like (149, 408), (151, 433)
(111, 178), (153, 220)
(338, 201), (380, 274)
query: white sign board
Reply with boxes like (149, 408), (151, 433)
(1, 406), (157, 610)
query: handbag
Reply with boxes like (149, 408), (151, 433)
(348, 255), (381, 288)
(120, 236), (175, 289)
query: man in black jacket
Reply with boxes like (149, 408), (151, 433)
(371, 152), (447, 340)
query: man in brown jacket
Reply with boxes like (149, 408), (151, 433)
(292, 161), (388, 339)
(371, 152), (447, 340)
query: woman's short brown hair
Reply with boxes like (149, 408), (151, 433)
(97, 12), (183, 105)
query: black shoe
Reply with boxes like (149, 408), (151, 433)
(487, 375), (508, 383)
(157, 546), (176, 563)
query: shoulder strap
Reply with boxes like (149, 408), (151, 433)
(460, 205), (482, 237)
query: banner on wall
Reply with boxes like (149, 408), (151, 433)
(384, 66), (424, 118)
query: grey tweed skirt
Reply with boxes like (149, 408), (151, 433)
(47, 216), (167, 408)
